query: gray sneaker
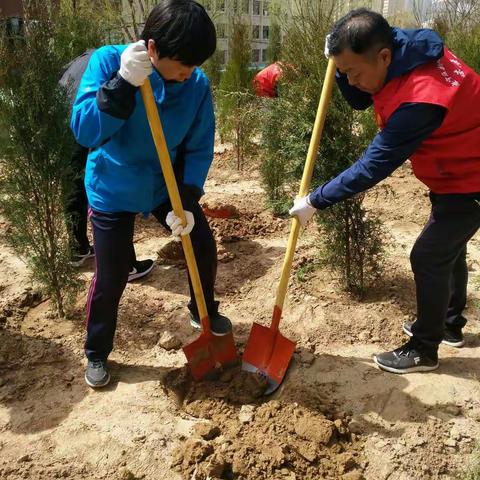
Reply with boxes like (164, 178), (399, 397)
(85, 360), (110, 388)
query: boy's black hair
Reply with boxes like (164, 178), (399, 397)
(328, 8), (393, 56)
(141, 0), (216, 66)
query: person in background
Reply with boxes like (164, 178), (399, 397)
(60, 50), (154, 281)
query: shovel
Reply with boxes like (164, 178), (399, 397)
(242, 58), (337, 394)
(140, 79), (238, 381)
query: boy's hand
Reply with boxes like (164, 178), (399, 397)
(289, 195), (317, 226)
(119, 40), (153, 87)
(166, 211), (195, 241)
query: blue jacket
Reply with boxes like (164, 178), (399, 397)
(310, 28), (447, 209)
(71, 45), (215, 213)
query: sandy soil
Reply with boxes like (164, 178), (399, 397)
(0, 150), (479, 480)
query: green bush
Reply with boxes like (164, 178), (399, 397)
(260, 0), (387, 296)
(217, 15), (259, 170)
(0, 0), (105, 316)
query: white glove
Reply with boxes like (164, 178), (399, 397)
(289, 195), (317, 226)
(324, 34), (331, 58)
(166, 210), (195, 241)
(118, 40), (152, 87)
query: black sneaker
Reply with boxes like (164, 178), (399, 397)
(128, 259), (154, 282)
(373, 339), (439, 374)
(85, 360), (110, 388)
(71, 246), (95, 267)
(190, 311), (232, 336)
(403, 321), (465, 348)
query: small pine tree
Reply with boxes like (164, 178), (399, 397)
(202, 48), (223, 90)
(0, 0), (105, 316)
(266, 22), (282, 63)
(260, 0), (387, 296)
(217, 15), (258, 169)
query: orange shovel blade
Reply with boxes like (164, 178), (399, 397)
(183, 327), (238, 381)
(242, 322), (296, 394)
(183, 333), (217, 381)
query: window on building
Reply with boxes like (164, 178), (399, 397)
(252, 49), (260, 63)
(216, 0), (225, 12)
(253, 0), (260, 15)
(262, 49), (268, 63)
(262, 25), (269, 39)
(252, 25), (260, 39)
(242, 0), (250, 14)
(217, 23), (227, 38)
(263, 0), (269, 16)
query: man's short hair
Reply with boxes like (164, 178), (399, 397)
(328, 8), (393, 56)
(141, 0), (216, 66)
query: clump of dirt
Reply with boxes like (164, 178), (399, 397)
(202, 200), (240, 219)
(209, 212), (286, 243)
(166, 366), (364, 480)
(157, 241), (185, 265)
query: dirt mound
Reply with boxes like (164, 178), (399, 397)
(202, 200), (240, 219)
(166, 367), (364, 480)
(157, 240), (185, 265)
(209, 212), (286, 243)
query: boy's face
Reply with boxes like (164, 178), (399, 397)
(333, 47), (392, 95)
(147, 39), (195, 83)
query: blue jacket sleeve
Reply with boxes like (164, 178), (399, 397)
(70, 47), (136, 148)
(336, 70), (373, 110)
(181, 84), (215, 196)
(309, 102), (446, 209)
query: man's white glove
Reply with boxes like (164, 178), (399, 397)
(166, 211), (195, 241)
(118, 40), (153, 87)
(324, 34), (331, 58)
(289, 195), (317, 226)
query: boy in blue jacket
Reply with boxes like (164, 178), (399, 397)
(71, 0), (231, 388)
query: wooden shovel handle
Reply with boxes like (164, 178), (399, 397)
(272, 58), (337, 331)
(140, 79), (211, 335)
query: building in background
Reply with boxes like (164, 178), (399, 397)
(0, 0), (23, 37)
(203, 0), (275, 68)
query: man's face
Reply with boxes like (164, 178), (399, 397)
(333, 47), (392, 95)
(147, 39), (196, 82)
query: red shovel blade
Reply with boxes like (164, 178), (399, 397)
(183, 320), (238, 381)
(242, 322), (296, 395)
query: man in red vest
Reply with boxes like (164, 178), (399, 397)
(289, 8), (480, 374)
(253, 62), (283, 97)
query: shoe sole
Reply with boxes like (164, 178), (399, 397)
(373, 355), (439, 374)
(402, 324), (465, 348)
(84, 372), (111, 388)
(128, 263), (155, 282)
(190, 318), (232, 337)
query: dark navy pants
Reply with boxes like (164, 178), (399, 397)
(84, 191), (217, 361)
(65, 142), (90, 253)
(410, 192), (480, 355)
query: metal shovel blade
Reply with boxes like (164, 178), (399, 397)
(183, 320), (238, 381)
(242, 321), (296, 395)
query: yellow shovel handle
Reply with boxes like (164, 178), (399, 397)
(140, 79), (210, 333)
(273, 58), (337, 324)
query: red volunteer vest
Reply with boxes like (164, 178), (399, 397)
(373, 48), (480, 193)
(253, 63), (283, 98)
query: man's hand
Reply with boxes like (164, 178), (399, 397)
(166, 211), (195, 241)
(118, 40), (152, 87)
(289, 195), (317, 226)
